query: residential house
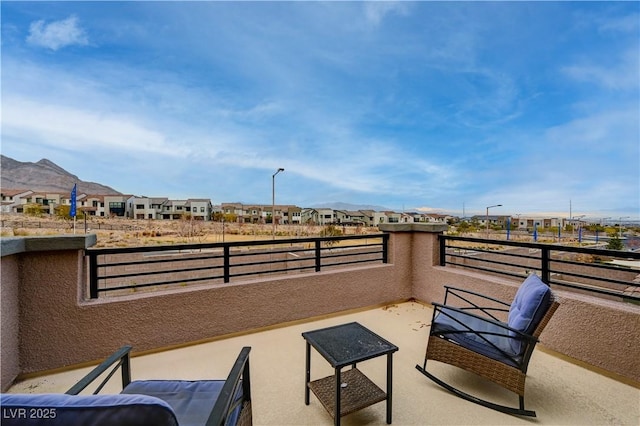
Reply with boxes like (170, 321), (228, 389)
(127, 196), (169, 219)
(188, 199), (213, 221)
(301, 208), (334, 226)
(360, 210), (388, 226)
(1, 190), (34, 213)
(384, 211), (402, 223)
(473, 214), (510, 229)
(281, 205), (302, 225)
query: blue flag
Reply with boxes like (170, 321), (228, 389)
(506, 218), (511, 240)
(70, 184), (77, 218)
(533, 224), (538, 242)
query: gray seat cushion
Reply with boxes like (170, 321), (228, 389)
(432, 307), (521, 367)
(122, 380), (243, 426)
(0, 393), (178, 426)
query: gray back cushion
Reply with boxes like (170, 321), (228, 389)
(507, 274), (553, 353)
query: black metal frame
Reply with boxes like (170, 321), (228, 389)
(207, 347), (252, 426)
(65, 345), (252, 426)
(66, 345), (132, 395)
(303, 322), (398, 425)
(416, 286), (552, 417)
(87, 234), (388, 298)
(440, 235), (640, 302)
(415, 368), (534, 417)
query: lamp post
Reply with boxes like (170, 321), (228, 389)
(272, 168), (284, 238)
(485, 204), (502, 240)
(572, 214), (585, 241)
(597, 217), (611, 244)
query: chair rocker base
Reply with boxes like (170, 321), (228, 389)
(415, 364), (536, 417)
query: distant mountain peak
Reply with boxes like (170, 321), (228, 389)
(1, 155), (121, 195)
(35, 158), (79, 178)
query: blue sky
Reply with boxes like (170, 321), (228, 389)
(2, 1), (638, 219)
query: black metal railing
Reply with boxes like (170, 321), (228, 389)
(440, 235), (640, 302)
(86, 234), (388, 298)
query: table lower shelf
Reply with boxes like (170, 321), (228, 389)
(308, 368), (387, 418)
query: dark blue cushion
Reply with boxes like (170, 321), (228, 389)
(432, 308), (522, 368)
(122, 380), (243, 426)
(0, 393), (178, 426)
(507, 274), (552, 353)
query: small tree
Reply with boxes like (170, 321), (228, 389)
(457, 221), (472, 235)
(55, 205), (71, 219)
(607, 234), (624, 251)
(23, 203), (44, 217)
(320, 224), (342, 247)
(55, 205), (85, 220)
(213, 212), (237, 223)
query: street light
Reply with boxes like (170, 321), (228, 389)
(572, 215), (585, 241)
(485, 204), (502, 240)
(272, 168), (284, 238)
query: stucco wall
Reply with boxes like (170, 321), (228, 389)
(1, 253), (20, 390)
(10, 236), (410, 377)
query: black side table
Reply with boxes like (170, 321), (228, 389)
(303, 322), (399, 425)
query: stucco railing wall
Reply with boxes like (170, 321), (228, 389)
(1, 243), (21, 392)
(0, 233), (412, 390)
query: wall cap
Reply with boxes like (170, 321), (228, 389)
(379, 223), (448, 233)
(1, 235), (97, 257)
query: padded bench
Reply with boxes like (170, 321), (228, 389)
(1, 346), (252, 426)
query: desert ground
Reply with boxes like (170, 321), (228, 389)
(0, 214), (382, 248)
(1, 213), (599, 250)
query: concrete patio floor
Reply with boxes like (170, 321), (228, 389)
(8, 301), (639, 425)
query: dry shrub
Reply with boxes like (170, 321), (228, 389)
(576, 254), (595, 263)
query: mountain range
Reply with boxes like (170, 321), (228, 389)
(0, 155), (121, 195)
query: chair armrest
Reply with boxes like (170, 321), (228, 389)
(206, 346), (252, 426)
(432, 302), (537, 343)
(66, 345), (132, 395)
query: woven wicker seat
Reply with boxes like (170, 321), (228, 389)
(416, 274), (559, 417)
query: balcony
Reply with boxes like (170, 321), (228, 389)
(2, 223), (639, 424)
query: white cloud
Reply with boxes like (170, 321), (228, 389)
(363, 2), (409, 26)
(597, 12), (640, 34)
(543, 107), (639, 154)
(562, 47), (639, 90)
(27, 15), (88, 51)
(2, 97), (187, 158)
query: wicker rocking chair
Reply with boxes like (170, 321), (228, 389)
(416, 274), (559, 417)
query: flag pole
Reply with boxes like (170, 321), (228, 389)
(71, 183), (77, 234)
